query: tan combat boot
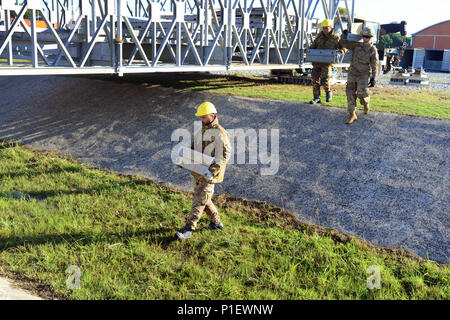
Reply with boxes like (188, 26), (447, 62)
(346, 111), (357, 124)
(364, 105), (370, 114)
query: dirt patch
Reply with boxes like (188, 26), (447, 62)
(0, 268), (62, 300)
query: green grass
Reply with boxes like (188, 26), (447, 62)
(0, 58), (49, 67)
(133, 74), (450, 119)
(0, 141), (448, 299)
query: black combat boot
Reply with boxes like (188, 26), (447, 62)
(309, 97), (321, 104)
(206, 221), (224, 230)
(175, 225), (193, 240)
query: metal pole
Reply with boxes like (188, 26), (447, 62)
(243, 0), (248, 61)
(226, 0), (232, 68)
(300, 0), (304, 65)
(343, 0), (351, 32)
(176, 23), (181, 66)
(321, 0), (328, 19)
(202, 0), (208, 63)
(351, 0), (354, 25)
(30, 9), (38, 68)
(5, 9), (13, 66)
(116, 0), (123, 70)
(92, 0), (96, 37)
(277, 0), (282, 48)
(57, 0), (60, 29)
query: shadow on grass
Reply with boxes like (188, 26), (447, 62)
(0, 178), (158, 201)
(94, 73), (275, 92)
(0, 227), (178, 252)
(0, 166), (82, 180)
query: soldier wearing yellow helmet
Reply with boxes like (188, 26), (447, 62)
(309, 19), (345, 104)
(176, 101), (231, 240)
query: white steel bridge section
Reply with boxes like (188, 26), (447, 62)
(0, 0), (356, 75)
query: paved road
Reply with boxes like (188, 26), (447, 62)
(0, 75), (449, 265)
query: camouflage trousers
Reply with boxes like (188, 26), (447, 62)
(185, 177), (220, 230)
(312, 64), (332, 97)
(346, 73), (370, 112)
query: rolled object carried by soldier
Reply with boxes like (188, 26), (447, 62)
(174, 145), (215, 181)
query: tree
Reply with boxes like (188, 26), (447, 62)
(338, 7), (348, 17)
(379, 33), (411, 49)
(379, 35), (393, 49)
(24, 9), (32, 20)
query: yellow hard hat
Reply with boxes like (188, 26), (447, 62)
(195, 101), (217, 117)
(321, 19), (332, 28)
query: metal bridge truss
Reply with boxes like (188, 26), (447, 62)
(0, 0), (356, 76)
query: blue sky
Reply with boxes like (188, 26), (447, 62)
(345, 0), (450, 35)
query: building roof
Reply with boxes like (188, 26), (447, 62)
(412, 20), (450, 36)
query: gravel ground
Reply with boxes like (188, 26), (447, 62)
(376, 71), (450, 91)
(0, 75), (448, 264)
(212, 69), (450, 92)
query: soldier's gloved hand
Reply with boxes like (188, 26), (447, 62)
(208, 163), (220, 176)
(368, 77), (376, 87)
(342, 30), (348, 40)
(336, 50), (345, 62)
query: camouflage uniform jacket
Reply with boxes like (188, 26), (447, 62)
(342, 40), (379, 77)
(310, 31), (345, 66)
(191, 117), (231, 183)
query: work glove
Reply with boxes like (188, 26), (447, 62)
(342, 29), (348, 40)
(208, 163), (220, 176)
(336, 50), (345, 62)
(368, 77), (376, 87)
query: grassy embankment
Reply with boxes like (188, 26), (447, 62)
(135, 74), (450, 119)
(0, 141), (448, 299)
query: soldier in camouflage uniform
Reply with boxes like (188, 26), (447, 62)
(309, 19), (345, 104)
(342, 27), (379, 124)
(176, 101), (231, 240)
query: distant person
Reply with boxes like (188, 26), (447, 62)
(309, 19), (345, 104)
(341, 27), (379, 124)
(176, 102), (231, 240)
